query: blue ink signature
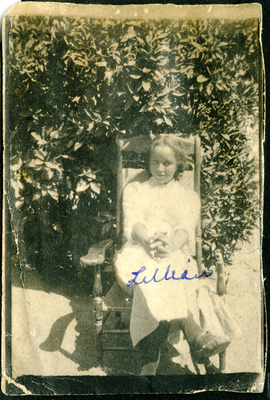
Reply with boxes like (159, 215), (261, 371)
(127, 265), (213, 287)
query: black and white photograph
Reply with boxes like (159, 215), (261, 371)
(2, 2), (265, 395)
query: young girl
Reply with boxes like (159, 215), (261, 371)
(115, 135), (231, 375)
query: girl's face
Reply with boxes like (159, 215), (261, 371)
(150, 145), (178, 185)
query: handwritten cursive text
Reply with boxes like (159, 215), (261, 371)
(127, 265), (213, 287)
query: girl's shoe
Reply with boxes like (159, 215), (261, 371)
(191, 332), (230, 364)
(204, 359), (222, 374)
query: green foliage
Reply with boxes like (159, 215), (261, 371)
(6, 16), (260, 272)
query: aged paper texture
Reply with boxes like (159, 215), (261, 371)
(2, 2), (265, 395)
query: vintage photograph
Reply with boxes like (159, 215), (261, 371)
(2, 2), (264, 395)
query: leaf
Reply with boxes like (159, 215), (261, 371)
(31, 132), (47, 145)
(15, 199), (24, 208)
(74, 142), (82, 151)
(25, 38), (35, 49)
(48, 190), (59, 201)
(11, 158), (22, 171)
(164, 115), (173, 127)
(158, 57), (169, 66)
(139, 104), (148, 113)
(192, 41), (203, 51)
(197, 75), (208, 83)
(156, 44), (171, 53)
(32, 193), (41, 201)
(50, 130), (59, 139)
(28, 159), (44, 167)
(35, 149), (46, 160)
(87, 122), (95, 132)
(216, 80), (224, 90)
(155, 118), (164, 125)
(238, 69), (246, 76)
(105, 69), (114, 84)
(142, 81), (151, 91)
(76, 179), (89, 192)
(172, 91), (185, 97)
(96, 61), (107, 67)
(130, 74), (142, 79)
(154, 70), (164, 80)
(124, 97), (133, 112)
(213, 142), (219, 155)
(121, 30), (136, 42)
(84, 109), (92, 118)
(80, 168), (96, 180)
(53, 223), (63, 233)
(90, 181), (100, 194)
(223, 134), (230, 141)
(45, 161), (60, 170)
(218, 42), (229, 47)
(206, 82), (213, 96)
(127, 83), (134, 94)
(157, 87), (171, 97)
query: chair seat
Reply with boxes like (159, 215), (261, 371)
(103, 282), (132, 311)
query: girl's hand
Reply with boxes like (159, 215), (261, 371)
(149, 233), (176, 258)
(147, 237), (163, 258)
(156, 245), (175, 258)
(149, 232), (168, 246)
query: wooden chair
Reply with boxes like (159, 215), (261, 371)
(78, 134), (227, 374)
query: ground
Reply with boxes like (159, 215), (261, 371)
(6, 229), (264, 390)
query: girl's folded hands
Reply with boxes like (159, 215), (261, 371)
(149, 233), (176, 258)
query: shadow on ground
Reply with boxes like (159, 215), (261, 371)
(12, 261), (140, 375)
(12, 261), (197, 376)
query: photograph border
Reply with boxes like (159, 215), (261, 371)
(2, 0), (268, 396)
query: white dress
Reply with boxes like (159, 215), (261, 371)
(115, 177), (202, 347)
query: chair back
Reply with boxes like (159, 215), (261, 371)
(115, 134), (202, 273)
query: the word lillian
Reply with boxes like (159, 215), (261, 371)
(127, 265), (213, 287)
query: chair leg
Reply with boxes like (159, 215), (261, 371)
(191, 357), (201, 375)
(93, 264), (104, 366)
(95, 331), (103, 367)
(219, 349), (226, 371)
(93, 296), (103, 366)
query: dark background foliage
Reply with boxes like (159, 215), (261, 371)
(6, 15), (261, 280)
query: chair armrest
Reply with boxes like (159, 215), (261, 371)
(80, 239), (113, 267)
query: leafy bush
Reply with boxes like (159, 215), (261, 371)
(6, 16), (260, 275)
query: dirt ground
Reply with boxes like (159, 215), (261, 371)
(8, 229), (263, 386)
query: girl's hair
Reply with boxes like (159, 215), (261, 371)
(150, 134), (188, 180)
